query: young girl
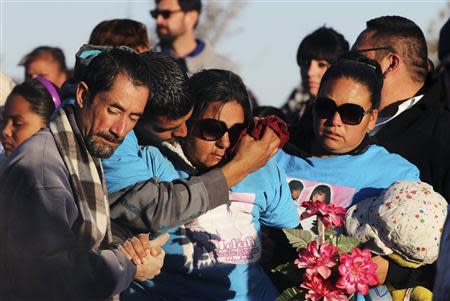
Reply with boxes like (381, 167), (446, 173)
(1, 77), (60, 156)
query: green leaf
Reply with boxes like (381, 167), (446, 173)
(271, 261), (304, 283)
(336, 235), (360, 253)
(283, 228), (313, 251)
(276, 287), (305, 301)
(324, 228), (337, 237)
(271, 262), (291, 274)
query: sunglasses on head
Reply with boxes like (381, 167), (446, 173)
(314, 97), (373, 125)
(196, 119), (246, 145)
(150, 8), (183, 19)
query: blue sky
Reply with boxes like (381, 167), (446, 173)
(0, 1), (447, 107)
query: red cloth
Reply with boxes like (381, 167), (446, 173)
(227, 115), (290, 157)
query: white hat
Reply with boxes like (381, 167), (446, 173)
(346, 181), (448, 264)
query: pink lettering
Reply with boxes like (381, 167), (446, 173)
(229, 192), (256, 203)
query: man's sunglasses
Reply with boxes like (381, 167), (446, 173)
(150, 9), (183, 19)
(196, 119), (246, 145)
(356, 46), (396, 54)
(314, 97), (373, 125)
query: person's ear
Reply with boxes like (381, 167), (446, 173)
(185, 10), (199, 30)
(367, 108), (379, 132)
(382, 53), (400, 78)
(76, 81), (90, 109)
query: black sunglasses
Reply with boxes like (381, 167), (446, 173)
(356, 46), (396, 54)
(150, 9), (183, 19)
(314, 97), (373, 125)
(196, 119), (246, 145)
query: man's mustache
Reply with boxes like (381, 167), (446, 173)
(96, 132), (124, 144)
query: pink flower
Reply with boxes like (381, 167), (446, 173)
(301, 274), (348, 301)
(300, 201), (346, 228)
(321, 203), (346, 228)
(323, 290), (349, 301)
(295, 241), (339, 279)
(301, 200), (328, 220)
(336, 248), (379, 295)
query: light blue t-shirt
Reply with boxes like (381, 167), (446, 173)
(275, 144), (420, 209)
(275, 145), (420, 300)
(123, 157), (300, 301)
(102, 131), (179, 193)
(102, 131), (299, 300)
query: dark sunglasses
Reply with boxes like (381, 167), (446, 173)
(356, 46), (396, 54)
(196, 119), (246, 145)
(150, 9), (183, 19)
(314, 97), (373, 125)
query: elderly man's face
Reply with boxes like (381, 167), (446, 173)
(76, 73), (149, 158)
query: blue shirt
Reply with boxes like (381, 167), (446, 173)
(133, 157), (299, 301)
(104, 140), (300, 301)
(276, 144), (420, 208)
(275, 145), (420, 300)
(102, 131), (179, 193)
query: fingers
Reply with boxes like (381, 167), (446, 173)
(259, 128), (280, 158)
(117, 245), (132, 260)
(260, 127), (277, 142)
(149, 233), (170, 247)
(120, 239), (142, 265)
(131, 236), (149, 262)
(269, 137), (281, 156)
(239, 134), (256, 145)
(120, 233), (169, 266)
(136, 233), (164, 257)
(134, 249), (166, 281)
(148, 233), (169, 256)
(137, 233), (151, 250)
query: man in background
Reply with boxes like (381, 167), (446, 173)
(150, 0), (238, 74)
(20, 46), (69, 87)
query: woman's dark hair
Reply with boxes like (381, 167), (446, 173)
(253, 105), (287, 122)
(319, 52), (383, 109)
(309, 184), (331, 203)
(188, 69), (252, 126)
(297, 27), (349, 67)
(6, 79), (59, 123)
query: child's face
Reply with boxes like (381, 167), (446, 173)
(1, 94), (46, 155)
(311, 191), (326, 203)
(291, 189), (303, 201)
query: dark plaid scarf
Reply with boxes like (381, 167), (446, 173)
(49, 106), (112, 250)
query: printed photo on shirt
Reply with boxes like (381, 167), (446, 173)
(287, 177), (355, 230)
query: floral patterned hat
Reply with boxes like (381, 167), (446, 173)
(346, 181), (448, 264)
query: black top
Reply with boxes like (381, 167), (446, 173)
(373, 77), (450, 203)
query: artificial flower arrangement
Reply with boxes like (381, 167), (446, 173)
(273, 200), (379, 301)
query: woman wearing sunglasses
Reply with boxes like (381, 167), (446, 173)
(123, 69), (299, 301)
(276, 54), (420, 208)
(270, 54), (423, 294)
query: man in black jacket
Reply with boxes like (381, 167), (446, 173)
(353, 15), (450, 203)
